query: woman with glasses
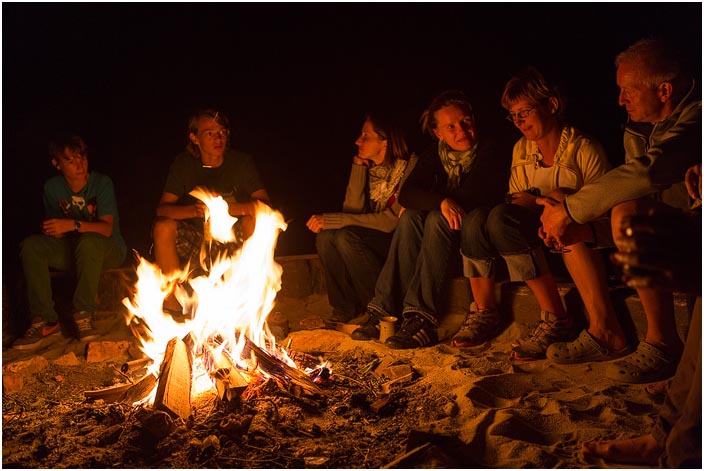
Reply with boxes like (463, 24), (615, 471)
(453, 67), (625, 362)
(306, 112), (416, 323)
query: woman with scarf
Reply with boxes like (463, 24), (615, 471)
(453, 67), (621, 362)
(351, 90), (511, 348)
(306, 112), (416, 323)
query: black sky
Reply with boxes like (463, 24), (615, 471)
(2, 2), (702, 277)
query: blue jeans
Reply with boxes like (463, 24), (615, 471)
(368, 209), (459, 326)
(316, 226), (392, 318)
(461, 204), (549, 281)
(20, 233), (124, 322)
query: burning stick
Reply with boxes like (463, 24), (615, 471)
(120, 357), (154, 374)
(242, 337), (326, 398)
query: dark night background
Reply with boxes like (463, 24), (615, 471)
(3, 2), (702, 282)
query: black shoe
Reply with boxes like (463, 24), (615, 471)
(350, 315), (380, 341)
(385, 314), (438, 349)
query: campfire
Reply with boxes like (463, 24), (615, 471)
(118, 189), (328, 418)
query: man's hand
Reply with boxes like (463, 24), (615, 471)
(192, 202), (207, 219)
(306, 214), (324, 233)
(612, 207), (701, 293)
(440, 197), (465, 230)
(537, 196), (572, 246)
(42, 218), (72, 238)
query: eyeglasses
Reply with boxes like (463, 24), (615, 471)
(201, 129), (229, 140)
(506, 106), (537, 122)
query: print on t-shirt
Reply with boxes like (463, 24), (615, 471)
(58, 195), (98, 220)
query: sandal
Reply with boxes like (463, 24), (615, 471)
(546, 330), (634, 364)
(606, 342), (680, 384)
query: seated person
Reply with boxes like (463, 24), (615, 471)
(582, 164), (701, 467)
(351, 90), (510, 349)
(14, 134), (127, 348)
(541, 39), (701, 383)
(306, 112), (417, 323)
(453, 67), (623, 362)
(152, 109), (271, 314)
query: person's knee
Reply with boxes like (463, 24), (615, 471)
(485, 203), (514, 238)
(315, 229), (335, 253)
(462, 207), (490, 236)
(398, 208), (421, 226)
(332, 228), (363, 255)
(424, 210), (451, 235)
(152, 218), (177, 247)
(20, 234), (45, 261)
(75, 233), (108, 256)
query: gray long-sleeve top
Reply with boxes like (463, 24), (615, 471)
(322, 155), (418, 232)
(565, 81), (702, 223)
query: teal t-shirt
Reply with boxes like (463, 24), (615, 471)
(43, 171), (127, 262)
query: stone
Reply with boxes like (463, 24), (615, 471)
(52, 352), (81, 366)
(86, 340), (130, 363)
(3, 356), (49, 375)
(3, 374), (23, 395)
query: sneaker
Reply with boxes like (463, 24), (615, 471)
(350, 314), (381, 341)
(451, 308), (502, 348)
(12, 319), (61, 350)
(73, 311), (99, 341)
(511, 311), (577, 361)
(384, 313), (438, 349)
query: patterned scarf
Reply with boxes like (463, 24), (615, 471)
(369, 158), (409, 212)
(438, 140), (478, 190)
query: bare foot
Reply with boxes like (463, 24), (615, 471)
(645, 379), (671, 399)
(581, 434), (662, 465)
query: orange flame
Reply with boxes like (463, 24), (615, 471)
(122, 191), (290, 400)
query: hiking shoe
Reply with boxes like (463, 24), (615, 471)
(384, 313), (438, 349)
(73, 311), (99, 341)
(12, 318), (61, 350)
(511, 311), (576, 361)
(350, 314), (380, 341)
(451, 308), (502, 348)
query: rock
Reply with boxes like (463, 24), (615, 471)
(98, 425), (124, 446)
(86, 340), (130, 363)
(304, 456), (329, 467)
(137, 409), (175, 441)
(3, 374), (24, 395)
(3, 356), (49, 375)
(442, 401), (459, 418)
(52, 352), (80, 366)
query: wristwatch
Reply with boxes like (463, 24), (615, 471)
(74, 219), (81, 232)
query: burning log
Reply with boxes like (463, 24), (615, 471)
(203, 346), (249, 402)
(84, 372), (157, 404)
(242, 337), (326, 399)
(154, 337), (192, 420)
